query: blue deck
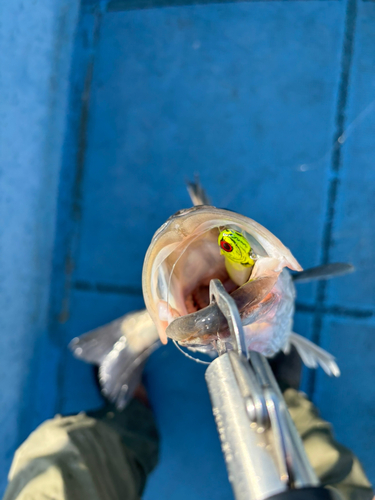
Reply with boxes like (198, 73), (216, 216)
(2, 0), (375, 497)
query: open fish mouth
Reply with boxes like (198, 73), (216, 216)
(166, 274), (279, 348)
(70, 192), (347, 409)
(142, 206), (301, 353)
(162, 227), (280, 347)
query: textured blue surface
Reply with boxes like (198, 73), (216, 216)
(76, 3), (345, 301)
(315, 0), (375, 479)
(2, 0), (375, 497)
(315, 319), (375, 480)
(0, 0), (80, 493)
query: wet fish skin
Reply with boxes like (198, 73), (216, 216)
(70, 182), (353, 409)
(142, 205), (302, 345)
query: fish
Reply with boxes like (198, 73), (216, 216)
(70, 181), (354, 409)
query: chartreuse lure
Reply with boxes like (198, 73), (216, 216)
(218, 229), (255, 286)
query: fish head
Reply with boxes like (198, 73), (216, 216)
(142, 205), (302, 347)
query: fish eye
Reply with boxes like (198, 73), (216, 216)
(220, 240), (233, 252)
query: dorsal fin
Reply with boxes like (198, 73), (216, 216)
(186, 176), (211, 206)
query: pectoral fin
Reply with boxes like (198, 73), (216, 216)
(293, 263), (354, 283)
(287, 333), (340, 377)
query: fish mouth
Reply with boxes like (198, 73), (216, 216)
(156, 225), (280, 348)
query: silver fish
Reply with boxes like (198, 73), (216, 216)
(71, 182), (351, 408)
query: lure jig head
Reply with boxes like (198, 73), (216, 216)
(218, 229), (256, 286)
(218, 229), (255, 267)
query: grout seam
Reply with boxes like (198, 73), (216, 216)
(54, 6), (104, 415)
(308, 0), (358, 398)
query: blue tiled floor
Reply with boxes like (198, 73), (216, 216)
(55, 0), (375, 495)
(2, 0), (375, 497)
(76, 2), (345, 301)
(315, 318), (375, 476)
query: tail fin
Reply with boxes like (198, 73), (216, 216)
(99, 338), (159, 410)
(70, 316), (126, 365)
(288, 332), (340, 377)
(69, 310), (160, 409)
(186, 175), (211, 206)
(293, 263), (354, 283)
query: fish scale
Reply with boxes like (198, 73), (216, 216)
(70, 183), (351, 408)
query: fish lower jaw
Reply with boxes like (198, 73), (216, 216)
(164, 275), (278, 349)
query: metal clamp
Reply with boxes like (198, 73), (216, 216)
(209, 278), (248, 358)
(206, 279), (319, 498)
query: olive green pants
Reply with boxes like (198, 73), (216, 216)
(3, 391), (373, 500)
